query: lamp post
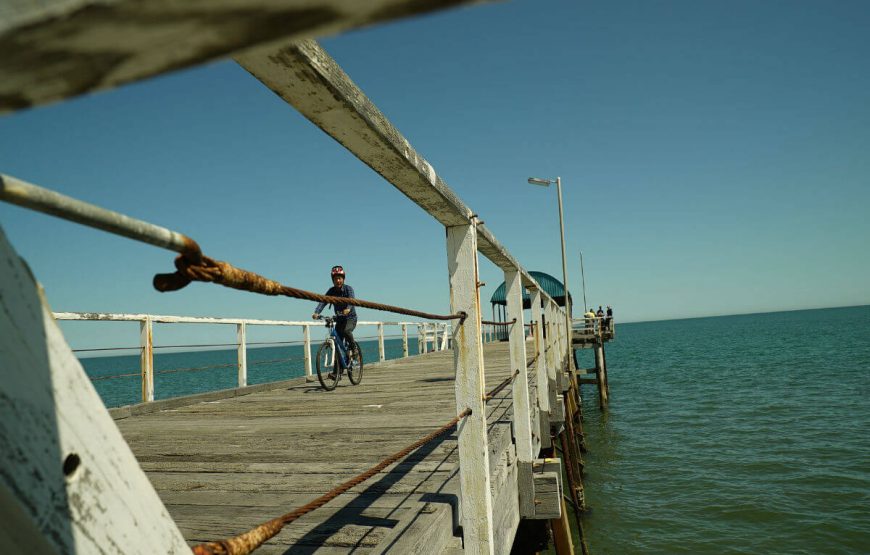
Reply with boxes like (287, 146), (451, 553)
(527, 176), (573, 368)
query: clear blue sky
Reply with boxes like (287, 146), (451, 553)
(1, 0), (868, 350)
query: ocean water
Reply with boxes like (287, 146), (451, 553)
(578, 305), (870, 554)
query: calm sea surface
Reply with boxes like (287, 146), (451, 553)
(81, 336), (412, 409)
(80, 306), (869, 553)
(578, 306), (870, 554)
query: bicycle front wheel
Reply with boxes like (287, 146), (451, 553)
(347, 341), (363, 385)
(316, 340), (339, 391)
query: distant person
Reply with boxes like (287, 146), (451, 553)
(584, 308), (596, 329)
(312, 265), (357, 358)
(596, 306), (605, 332)
(606, 306), (613, 331)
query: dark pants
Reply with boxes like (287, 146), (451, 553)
(336, 317), (357, 352)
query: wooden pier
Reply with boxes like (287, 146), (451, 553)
(111, 344), (529, 553)
(1, 5), (616, 551)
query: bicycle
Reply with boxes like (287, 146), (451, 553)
(314, 316), (363, 391)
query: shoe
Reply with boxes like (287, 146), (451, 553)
(327, 372), (336, 380)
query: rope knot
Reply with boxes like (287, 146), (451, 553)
(175, 254), (223, 283)
(153, 254), (220, 292)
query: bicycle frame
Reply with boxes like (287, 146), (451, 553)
(323, 318), (350, 370)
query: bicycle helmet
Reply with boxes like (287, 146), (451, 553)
(331, 265), (345, 277)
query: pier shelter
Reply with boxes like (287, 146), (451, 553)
(489, 272), (572, 341)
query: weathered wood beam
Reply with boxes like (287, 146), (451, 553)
(235, 40), (555, 304)
(445, 220), (494, 554)
(0, 0), (489, 113)
(0, 225), (188, 552)
(505, 269), (535, 518)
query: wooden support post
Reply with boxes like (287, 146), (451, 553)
(531, 289), (550, 448)
(446, 221), (494, 555)
(546, 303), (557, 383)
(561, 391), (585, 504)
(595, 342), (608, 410)
(378, 322), (385, 361)
(139, 316), (154, 403)
(551, 497), (576, 555)
(237, 322), (247, 388)
(0, 226), (189, 552)
(564, 319), (570, 375)
(402, 323), (409, 357)
(505, 269), (534, 517)
(303, 324), (312, 380)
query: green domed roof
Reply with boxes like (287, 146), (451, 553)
(489, 271), (571, 308)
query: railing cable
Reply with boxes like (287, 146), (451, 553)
(480, 318), (516, 326)
(191, 369), (519, 555)
(0, 175), (464, 323)
(191, 407), (473, 555)
(154, 254), (463, 322)
(484, 370), (519, 401)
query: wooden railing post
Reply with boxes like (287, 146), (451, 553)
(531, 289), (547, 415)
(532, 289), (552, 449)
(556, 312), (567, 373)
(418, 324), (424, 354)
(446, 221), (494, 554)
(505, 270), (535, 516)
(545, 302), (556, 383)
(303, 324), (312, 380)
(378, 322), (385, 361)
(140, 316), (154, 403)
(237, 322), (247, 388)
(402, 323), (409, 357)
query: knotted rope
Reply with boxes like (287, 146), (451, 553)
(154, 254), (464, 322)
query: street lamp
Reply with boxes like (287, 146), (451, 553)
(527, 176), (573, 368)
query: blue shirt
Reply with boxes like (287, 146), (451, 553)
(314, 284), (357, 320)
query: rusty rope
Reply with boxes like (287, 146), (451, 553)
(481, 318), (516, 326)
(484, 370), (520, 401)
(191, 407), (472, 555)
(154, 254), (464, 322)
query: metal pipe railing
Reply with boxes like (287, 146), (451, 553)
(0, 174), (202, 262)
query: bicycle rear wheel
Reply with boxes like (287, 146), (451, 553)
(347, 341), (363, 385)
(316, 340), (339, 391)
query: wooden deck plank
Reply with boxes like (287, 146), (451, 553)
(115, 341), (527, 552)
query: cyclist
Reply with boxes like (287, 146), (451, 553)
(312, 265), (358, 360)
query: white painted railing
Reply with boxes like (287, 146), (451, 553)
(54, 311), (450, 403)
(572, 316), (615, 336)
(1, 37), (578, 555)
